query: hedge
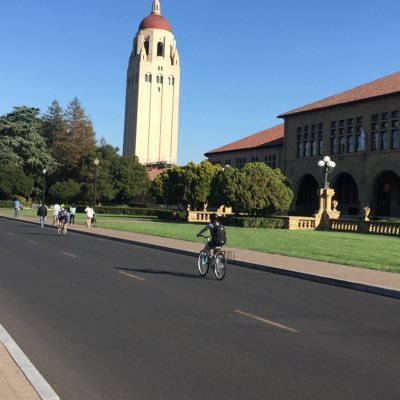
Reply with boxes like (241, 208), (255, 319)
(221, 216), (285, 229)
(76, 205), (187, 221)
(0, 200), (14, 208)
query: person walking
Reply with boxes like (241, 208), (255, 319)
(84, 205), (94, 228)
(14, 198), (20, 217)
(37, 204), (48, 228)
(52, 203), (61, 226)
(69, 204), (76, 225)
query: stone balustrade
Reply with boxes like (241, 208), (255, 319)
(188, 210), (400, 237)
(287, 216), (316, 230)
(330, 219), (400, 236)
(330, 219), (359, 232)
(188, 211), (212, 223)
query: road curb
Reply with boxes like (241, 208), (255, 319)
(0, 324), (60, 400)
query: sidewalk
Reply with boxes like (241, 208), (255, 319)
(1, 214), (400, 399)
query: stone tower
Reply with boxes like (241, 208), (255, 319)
(123, 0), (180, 167)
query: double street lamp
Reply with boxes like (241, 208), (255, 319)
(317, 156), (336, 189)
(42, 168), (47, 205)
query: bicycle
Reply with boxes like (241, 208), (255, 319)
(197, 235), (227, 280)
(57, 221), (67, 236)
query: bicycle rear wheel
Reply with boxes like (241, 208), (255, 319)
(214, 253), (226, 280)
(197, 251), (209, 277)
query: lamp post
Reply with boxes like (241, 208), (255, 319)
(93, 158), (99, 208)
(42, 168), (47, 205)
(317, 156), (336, 189)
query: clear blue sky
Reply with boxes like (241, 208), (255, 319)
(1, 0), (399, 165)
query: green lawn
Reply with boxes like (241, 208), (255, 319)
(2, 208), (399, 273)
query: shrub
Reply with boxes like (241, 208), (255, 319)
(75, 206), (187, 221)
(221, 216), (285, 229)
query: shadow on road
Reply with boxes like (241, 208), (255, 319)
(116, 266), (199, 279)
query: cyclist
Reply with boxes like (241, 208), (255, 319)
(57, 208), (69, 235)
(196, 213), (226, 257)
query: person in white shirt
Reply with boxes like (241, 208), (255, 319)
(52, 203), (61, 226)
(69, 205), (77, 225)
(84, 206), (94, 228)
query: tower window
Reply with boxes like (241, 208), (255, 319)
(144, 40), (149, 55)
(157, 42), (164, 57)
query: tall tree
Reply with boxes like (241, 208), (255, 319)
(53, 97), (96, 179)
(41, 100), (67, 146)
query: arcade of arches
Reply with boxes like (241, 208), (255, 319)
(295, 171), (400, 217)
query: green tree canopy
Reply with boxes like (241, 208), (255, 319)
(48, 179), (81, 204)
(0, 106), (58, 174)
(150, 161), (221, 210)
(0, 165), (34, 200)
(111, 155), (150, 203)
(221, 163), (294, 215)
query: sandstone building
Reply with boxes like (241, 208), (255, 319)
(206, 71), (400, 218)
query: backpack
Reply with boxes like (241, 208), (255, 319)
(213, 223), (227, 246)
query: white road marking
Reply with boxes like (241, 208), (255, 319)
(61, 252), (77, 258)
(7, 233), (15, 236)
(28, 240), (38, 245)
(234, 309), (300, 333)
(0, 323), (60, 400)
(118, 271), (145, 281)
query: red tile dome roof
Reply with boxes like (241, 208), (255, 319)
(139, 14), (171, 32)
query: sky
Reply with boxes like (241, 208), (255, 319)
(1, 0), (399, 165)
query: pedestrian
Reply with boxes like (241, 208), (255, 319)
(91, 211), (97, 227)
(69, 204), (76, 225)
(13, 198), (20, 217)
(37, 204), (47, 228)
(84, 205), (94, 227)
(52, 203), (61, 226)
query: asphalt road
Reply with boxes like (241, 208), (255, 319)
(1, 218), (400, 400)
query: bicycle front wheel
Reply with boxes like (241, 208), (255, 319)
(214, 253), (226, 280)
(197, 251), (209, 277)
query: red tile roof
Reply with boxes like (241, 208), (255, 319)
(146, 167), (165, 181)
(278, 71), (400, 117)
(205, 124), (284, 156)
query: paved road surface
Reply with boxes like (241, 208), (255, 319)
(1, 218), (400, 399)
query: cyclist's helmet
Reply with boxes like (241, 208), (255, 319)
(210, 213), (218, 223)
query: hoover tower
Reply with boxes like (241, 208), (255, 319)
(123, 0), (180, 167)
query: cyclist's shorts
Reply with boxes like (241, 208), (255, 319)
(207, 238), (221, 249)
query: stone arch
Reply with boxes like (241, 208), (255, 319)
(332, 173), (359, 215)
(295, 174), (319, 216)
(371, 170), (400, 217)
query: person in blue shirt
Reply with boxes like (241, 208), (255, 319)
(14, 199), (20, 217)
